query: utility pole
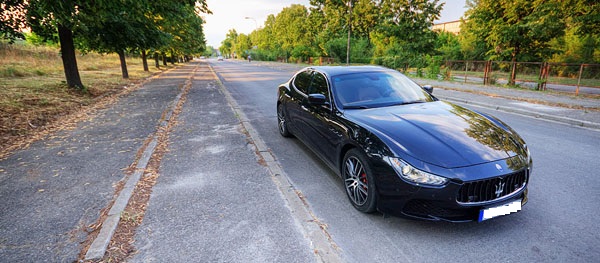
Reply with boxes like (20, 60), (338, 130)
(346, 0), (353, 66)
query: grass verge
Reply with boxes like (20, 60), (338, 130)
(0, 41), (177, 157)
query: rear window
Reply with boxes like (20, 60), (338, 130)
(293, 71), (312, 94)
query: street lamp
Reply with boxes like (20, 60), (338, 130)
(244, 17), (258, 30)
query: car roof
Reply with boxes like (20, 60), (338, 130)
(308, 65), (392, 77)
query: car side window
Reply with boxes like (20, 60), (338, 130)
(293, 71), (312, 94)
(308, 73), (329, 99)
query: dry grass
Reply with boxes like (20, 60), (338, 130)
(0, 41), (175, 155)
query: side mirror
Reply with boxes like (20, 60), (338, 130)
(423, 85), (433, 94)
(307, 94), (329, 106)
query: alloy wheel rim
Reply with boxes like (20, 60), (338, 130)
(344, 156), (368, 206)
(277, 106), (286, 134)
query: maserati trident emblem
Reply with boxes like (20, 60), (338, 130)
(495, 181), (506, 198)
(495, 164), (503, 172)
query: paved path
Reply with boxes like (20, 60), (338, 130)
(130, 62), (315, 262)
(0, 64), (187, 262)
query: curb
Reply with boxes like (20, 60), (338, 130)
(84, 65), (196, 260)
(439, 95), (600, 131)
(208, 63), (343, 263)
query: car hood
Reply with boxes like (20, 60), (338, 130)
(344, 101), (524, 168)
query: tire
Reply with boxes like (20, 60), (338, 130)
(342, 149), (377, 213)
(277, 103), (292, 137)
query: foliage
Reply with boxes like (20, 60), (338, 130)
(1, 0), (210, 86)
(550, 27), (600, 64)
(435, 31), (462, 60)
(0, 0), (27, 42)
(272, 4), (311, 59)
(220, 29), (238, 58)
(234, 34), (252, 59)
(203, 46), (217, 57)
(564, 0), (600, 36)
(426, 55), (443, 79)
(238, 0), (441, 65)
(371, 0), (442, 59)
(24, 32), (58, 47)
(463, 0), (566, 63)
(458, 18), (488, 60)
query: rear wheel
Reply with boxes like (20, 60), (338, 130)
(277, 103), (292, 137)
(342, 149), (377, 213)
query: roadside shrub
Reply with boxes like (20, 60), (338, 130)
(426, 55), (443, 79)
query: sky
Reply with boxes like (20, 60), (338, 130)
(203, 0), (467, 48)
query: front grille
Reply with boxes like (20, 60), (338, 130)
(457, 169), (527, 203)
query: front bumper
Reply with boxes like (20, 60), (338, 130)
(375, 167), (530, 222)
(378, 188), (528, 222)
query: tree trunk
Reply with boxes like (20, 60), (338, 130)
(118, 50), (129, 79)
(57, 24), (83, 89)
(154, 52), (160, 69)
(142, 49), (149, 71)
(346, 0), (352, 65)
(509, 55), (517, 86)
(509, 47), (519, 86)
(162, 54), (167, 66)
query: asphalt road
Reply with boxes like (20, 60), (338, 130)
(210, 59), (600, 263)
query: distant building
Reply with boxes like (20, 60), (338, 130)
(432, 20), (462, 35)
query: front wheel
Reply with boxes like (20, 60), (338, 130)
(277, 103), (292, 137)
(342, 149), (377, 213)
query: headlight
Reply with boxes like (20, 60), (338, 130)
(386, 157), (448, 186)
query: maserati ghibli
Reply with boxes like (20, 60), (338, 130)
(276, 66), (532, 222)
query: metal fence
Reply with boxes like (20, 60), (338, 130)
(444, 60), (600, 95)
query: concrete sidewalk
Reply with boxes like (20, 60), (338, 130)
(0, 65), (191, 261)
(130, 62), (317, 262)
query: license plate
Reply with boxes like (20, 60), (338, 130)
(478, 199), (522, 222)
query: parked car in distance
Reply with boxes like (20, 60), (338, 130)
(276, 66), (532, 222)
(217, 55), (224, 61)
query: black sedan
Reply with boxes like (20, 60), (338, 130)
(276, 66), (532, 222)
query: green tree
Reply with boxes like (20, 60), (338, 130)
(370, 0), (442, 61)
(565, 0), (600, 36)
(26, 0), (84, 88)
(79, 0), (208, 77)
(77, 0), (161, 78)
(463, 0), (566, 85)
(0, 0), (27, 42)
(435, 31), (462, 60)
(2, 0), (210, 86)
(220, 29), (238, 58)
(308, 0), (347, 44)
(272, 4), (311, 61)
(550, 26), (599, 64)
(234, 33), (252, 59)
(458, 18), (488, 60)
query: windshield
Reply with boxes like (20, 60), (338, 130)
(331, 71), (434, 109)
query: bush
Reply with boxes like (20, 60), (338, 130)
(426, 55), (443, 79)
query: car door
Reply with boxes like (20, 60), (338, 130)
(286, 70), (313, 142)
(300, 72), (343, 166)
